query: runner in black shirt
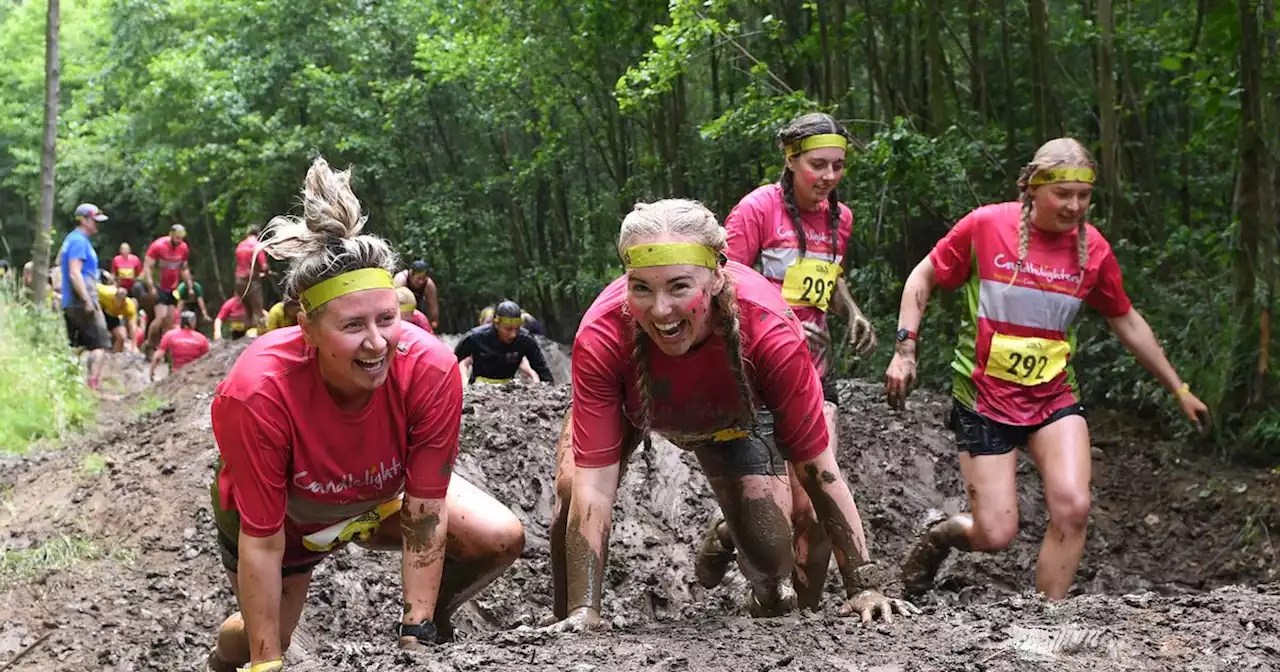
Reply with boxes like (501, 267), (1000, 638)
(455, 300), (554, 384)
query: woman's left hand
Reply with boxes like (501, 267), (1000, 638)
(838, 590), (920, 624)
(847, 313), (877, 356)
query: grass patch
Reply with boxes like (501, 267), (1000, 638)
(0, 285), (96, 454)
(0, 535), (105, 584)
(81, 452), (107, 476)
(134, 392), (169, 416)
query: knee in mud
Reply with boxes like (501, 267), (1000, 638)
(725, 500), (794, 580)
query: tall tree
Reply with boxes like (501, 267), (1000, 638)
(1096, 0), (1124, 233)
(30, 0), (59, 311)
(1028, 0), (1054, 143)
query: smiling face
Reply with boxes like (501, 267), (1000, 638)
(298, 287), (401, 405)
(1030, 179), (1093, 233)
(787, 146), (847, 209)
(624, 234), (724, 357)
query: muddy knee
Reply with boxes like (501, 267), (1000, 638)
(723, 499), (794, 581)
(1047, 491), (1091, 535)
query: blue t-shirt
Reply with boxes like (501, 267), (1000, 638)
(58, 229), (99, 309)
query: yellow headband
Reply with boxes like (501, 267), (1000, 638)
(622, 243), (719, 270)
(299, 268), (395, 312)
(399, 302), (416, 313)
(1028, 167), (1096, 185)
(494, 316), (523, 327)
(785, 133), (849, 158)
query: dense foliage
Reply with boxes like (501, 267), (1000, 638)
(0, 0), (1276, 459)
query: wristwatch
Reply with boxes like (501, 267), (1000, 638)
(397, 620), (438, 644)
(895, 328), (917, 343)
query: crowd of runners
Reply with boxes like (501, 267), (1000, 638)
(186, 110), (1212, 672)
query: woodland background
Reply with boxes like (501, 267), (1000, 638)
(0, 0), (1277, 459)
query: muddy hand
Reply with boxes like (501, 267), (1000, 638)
(544, 606), (609, 633)
(884, 353), (917, 410)
(802, 321), (830, 360)
(838, 590), (920, 625)
(848, 314), (877, 356)
(1176, 389), (1211, 435)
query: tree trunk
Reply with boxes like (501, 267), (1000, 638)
(1237, 0), (1264, 405)
(1028, 0), (1054, 143)
(1096, 0), (1124, 234)
(924, 0), (946, 133)
(31, 0), (60, 311)
(998, 0), (1017, 169)
(1257, 0), (1277, 399)
(967, 0), (987, 122)
(1179, 0), (1208, 231)
(818, 0), (833, 104)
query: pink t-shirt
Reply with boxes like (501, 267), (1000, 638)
(217, 296), (249, 326)
(930, 201), (1132, 425)
(211, 326), (462, 569)
(724, 183), (854, 329)
(572, 261), (828, 468)
(111, 254), (143, 290)
(408, 310), (434, 334)
(158, 328), (210, 370)
(145, 237), (190, 291)
(234, 236), (268, 279)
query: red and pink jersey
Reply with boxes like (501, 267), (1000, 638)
(145, 237), (190, 291)
(724, 183), (853, 330)
(211, 326), (461, 569)
(217, 296), (249, 328)
(158, 327), (210, 370)
(930, 202), (1132, 425)
(572, 261), (828, 468)
(407, 310), (434, 334)
(111, 254), (143, 290)
(234, 235), (268, 278)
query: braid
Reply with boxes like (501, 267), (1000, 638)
(827, 188), (842, 259)
(631, 323), (654, 439)
(1075, 224), (1089, 292)
(714, 280), (757, 429)
(779, 168), (808, 257)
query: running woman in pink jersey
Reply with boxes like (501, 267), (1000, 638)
(885, 139), (1209, 601)
(546, 199), (915, 633)
(205, 158), (524, 672)
(723, 112), (876, 607)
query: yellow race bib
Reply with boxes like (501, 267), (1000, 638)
(985, 333), (1070, 385)
(229, 321), (247, 332)
(302, 496), (403, 551)
(781, 258), (842, 311)
(117, 268), (135, 279)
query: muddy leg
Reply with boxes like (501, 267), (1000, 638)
(432, 475), (525, 629)
(788, 400), (838, 609)
(1027, 415), (1091, 600)
(704, 473), (795, 615)
(209, 569), (312, 671)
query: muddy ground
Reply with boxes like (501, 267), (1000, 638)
(0, 338), (1277, 671)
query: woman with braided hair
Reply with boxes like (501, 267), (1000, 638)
(206, 157), (524, 671)
(722, 111), (877, 608)
(884, 138), (1209, 601)
(546, 199), (916, 633)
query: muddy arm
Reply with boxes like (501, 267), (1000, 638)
(238, 531), (286, 664)
(791, 449), (876, 595)
(400, 494), (449, 627)
(564, 463), (621, 614)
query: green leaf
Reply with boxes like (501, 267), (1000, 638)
(1159, 55), (1181, 71)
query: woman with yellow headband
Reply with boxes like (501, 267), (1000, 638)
(722, 111), (877, 608)
(396, 286), (435, 333)
(546, 199), (916, 633)
(206, 157), (524, 672)
(885, 138), (1209, 601)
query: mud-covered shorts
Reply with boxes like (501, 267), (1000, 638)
(950, 400), (1086, 457)
(678, 410), (789, 477)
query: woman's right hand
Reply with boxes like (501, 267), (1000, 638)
(543, 606), (609, 633)
(884, 352), (917, 409)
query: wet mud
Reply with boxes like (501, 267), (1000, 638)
(0, 340), (1277, 671)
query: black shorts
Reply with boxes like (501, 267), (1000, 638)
(950, 400), (1086, 457)
(210, 477), (324, 578)
(821, 375), (839, 405)
(104, 312), (123, 331)
(157, 291), (178, 307)
(126, 283), (146, 300)
(63, 305), (111, 350)
(685, 410), (789, 477)
(230, 329), (248, 341)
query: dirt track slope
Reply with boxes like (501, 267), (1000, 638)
(0, 339), (1276, 671)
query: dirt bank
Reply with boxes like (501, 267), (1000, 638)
(0, 340), (1276, 671)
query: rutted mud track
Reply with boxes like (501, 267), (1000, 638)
(1, 339), (1277, 670)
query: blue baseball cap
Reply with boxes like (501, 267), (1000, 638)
(74, 203), (109, 221)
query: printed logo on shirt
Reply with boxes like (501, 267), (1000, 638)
(774, 226), (836, 247)
(293, 458), (403, 495)
(991, 253), (1080, 285)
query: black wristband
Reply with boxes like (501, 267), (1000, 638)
(397, 620), (438, 644)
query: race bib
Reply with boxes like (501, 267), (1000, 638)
(117, 268), (135, 279)
(302, 495), (403, 552)
(229, 321), (246, 332)
(985, 333), (1070, 386)
(781, 259), (842, 311)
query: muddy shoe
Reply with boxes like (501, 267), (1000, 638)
(901, 524), (954, 597)
(694, 519), (735, 588)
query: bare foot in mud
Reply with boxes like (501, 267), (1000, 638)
(745, 582), (797, 618)
(544, 607), (610, 633)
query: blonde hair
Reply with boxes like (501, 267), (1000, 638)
(258, 157), (398, 312)
(617, 199), (754, 438)
(394, 286), (416, 308)
(1011, 138), (1095, 288)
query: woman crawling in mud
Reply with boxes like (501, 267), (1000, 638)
(547, 198), (917, 632)
(885, 138), (1209, 601)
(205, 157), (524, 672)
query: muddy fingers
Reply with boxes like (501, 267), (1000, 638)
(840, 589), (917, 625)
